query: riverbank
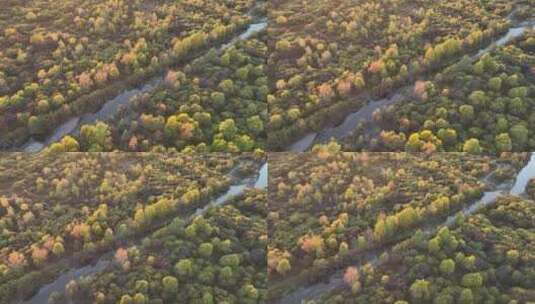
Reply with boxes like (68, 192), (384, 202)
(7, 161), (267, 304)
(10, 6), (267, 152)
(269, 153), (534, 303)
(279, 11), (535, 152)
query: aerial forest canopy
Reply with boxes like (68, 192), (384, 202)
(267, 0), (535, 152)
(0, 0), (267, 152)
(48, 189), (267, 304)
(0, 152), (266, 303)
(315, 195), (535, 303)
(3, 0), (535, 303)
(48, 35), (268, 153)
(267, 151), (533, 302)
(340, 30), (535, 153)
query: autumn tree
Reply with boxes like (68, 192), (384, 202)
(301, 234), (324, 256)
(344, 266), (361, 294)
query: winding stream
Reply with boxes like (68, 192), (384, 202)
(194, 162), (268, 216)
(286, 19), (535, 152)
(276, 153), (535, 304)
(21, 18), (268, 152)
(21, 162), (267, 304)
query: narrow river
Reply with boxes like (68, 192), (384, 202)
(22, 18), (267, 152)
(286, 18), (535, 152)
(21, 162), (267, 304)
(20, 259), (110, 304)
(275, 153), (535, 304)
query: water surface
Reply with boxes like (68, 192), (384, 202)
(22, 20), (267, 152)
(23, 162), (266, 304)
(285, 22), (535, 152)
(22, 259), (109, 304)
(276, 153), (535, 304)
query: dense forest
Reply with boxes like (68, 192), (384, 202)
(0, 152), (266, 303)
(3, 0), (535, 303)
(48, 34), (268, 153)
(46, 189), (267, 304)
(341, 29), (535, 153)
(0, 0), (267, 152)
(267, 0), (535, 151)
(267, 151), (533, 302)
(314, 195), (535, 303)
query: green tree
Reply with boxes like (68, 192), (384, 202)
(459, 105), (474, 124)
(496, 117), (509, 133)
(276, 258), (291, 275)
(410, 279), (431, 301)
(276, 39), (291, 52)
(405, 133), (423, 152)
(398, 206), (418, 229)
(28, 116), (45, 135)
(135, 280), (149, 294)
(202, 292), (214, 304)
(427, 237), (441, 254)
(162, 276), (178, 296)
(461, 272), (483, 288)
(198, 243), (214, 258)
(235, 66), (249, 81)
(462, 255), (476, 271)
(235, 134), (255, 151)
(439, 259), (456, 276)
(463, 138), (481, 154)
(198, 266), (215, 284)
(373, 217), (387, 241)
(175, 259), (193, 277)
(219, 254), (240, 268)
(52, 242), (65, 256)
(240, 284), (259, 300)
(506, 249), (519, 265)
(210, 92), (225, 108)
(119, 295), (133, 304)
(133, 293), (146, 304)
(218, 79), (235, 94)
(246, 115), (264, 135)
(509, 97), (526, 116)
(356, 236), (367, 250)
(495, 133), (512, 153)
(339, 242), (349, 256)
(488, 77), (502, 92)
(459, 288), (474, 304)
(60, 136), (80, 151)
(510, 124), (529, 150)
(219, 266), (234, 284)
(468, 91), (487, 108)
(437, 128), (457, 146)
(80, 122), (112, 151)
(287, 108), (301, 121)
(164, 115), (181, 139)
(219, 119), (238, 140)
